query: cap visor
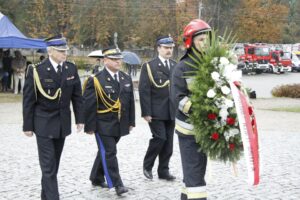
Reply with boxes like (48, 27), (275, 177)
(160, 43), (175, 47)
(52, 45), (69, 51)
(106, 55), (123, 59)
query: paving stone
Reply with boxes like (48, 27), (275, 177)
(0, 101), (300, 199)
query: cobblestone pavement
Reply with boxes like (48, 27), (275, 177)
(0, 99), (300, 200)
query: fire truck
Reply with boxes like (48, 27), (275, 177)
(236, 43), (270, 74)
(268, 50), (292, 73)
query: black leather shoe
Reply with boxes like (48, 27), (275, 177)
(158, 173), (176, 181)
(115, 186), (129, 196)
(92, 181), (108, 188)
(143, 168), (153, 179)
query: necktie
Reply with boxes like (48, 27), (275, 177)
(164, 60), (169, 70)
(114, 74), (119, 88)
(114, 74), (118, 82)
(57, 65), (62, 79)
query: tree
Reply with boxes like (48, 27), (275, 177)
(282, 0), (300, 43)
(234, 0), (289, 43)
(23, 0), (49, 38)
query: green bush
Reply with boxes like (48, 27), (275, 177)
(73, 58), (87, 70)
(272, 84), (300, 98)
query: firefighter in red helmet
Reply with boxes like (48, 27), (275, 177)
(171, 19), (211, 200)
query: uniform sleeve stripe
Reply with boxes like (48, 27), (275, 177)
(179, 96), (189, 111)
(175, 118), (194, 130)
(182, 100), (192, 114)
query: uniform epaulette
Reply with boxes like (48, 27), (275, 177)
(141, 61), (147, 66)
(93, 70), (102, 77)
(35, 62), (42, 66)
(26, 63), (36, 76)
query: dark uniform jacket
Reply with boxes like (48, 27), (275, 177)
(23, 58), (84, 138)
(139, 57), (176, 120)
(83, 68), (135, 137)
(171, 50), (200, 136)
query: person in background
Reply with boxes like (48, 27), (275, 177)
(0, 49), (3, 91)
(40, 55), (46, 62)
(11, 50), (26, 94)
(88, 50), (106, 188)
(2, 50), (12, 92)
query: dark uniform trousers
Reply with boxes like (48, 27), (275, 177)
(84, 68), (135, 188)
(23, 59), (84, 200)
(37, 136), (65, 200)
(89, 135), (105, 184)
(95, 132), (123, 187)
(144, 119), (175, 175)
(178, 135), (207, 200)
(139, 57), (176, 175)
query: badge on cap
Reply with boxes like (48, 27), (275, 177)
(45, 34), (69, 51)
(156, 36), (175, 47)
(102, 46), (123, 59)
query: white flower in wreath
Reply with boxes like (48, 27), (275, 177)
(207, 89), (216, 98)
(220, 57), (230, 65)
(221, 85), (231, 95)
(211, 57), (219, 66)
(219, 108), (228, 121)
(223, 63), (238, 79)
(224, 98), (234, 108)
(211, 71), (220, 81)
(214, 122), (222, 128)
(229, 128), (240, 137)
(214, 98), (223, 108)
(224, 131), (230, 141)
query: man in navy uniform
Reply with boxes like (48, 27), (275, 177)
(139, 36), (176, 181)
(23, 35), (84, 200)
(83, 46), (135, 196)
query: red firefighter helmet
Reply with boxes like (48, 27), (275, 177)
(183, 19), (211, 49)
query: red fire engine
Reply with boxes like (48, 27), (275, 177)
(237, 43), (270, 74)
(268, 50), (292, 73)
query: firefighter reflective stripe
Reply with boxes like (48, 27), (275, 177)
(146, 63), (170, 88)
(32, 65), (62, 100)
(183, 100), (192, 114)
(179, 96), (188, 111)
(175, 118), (194, 135)
(182, 186), (207, 199)
(179, 96), (192, 115)
(186, 78), (194, 91)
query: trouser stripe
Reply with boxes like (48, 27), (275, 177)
(95, 133), (113, 188)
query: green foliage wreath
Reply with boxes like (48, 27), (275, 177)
(186, 30), (244, 163)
